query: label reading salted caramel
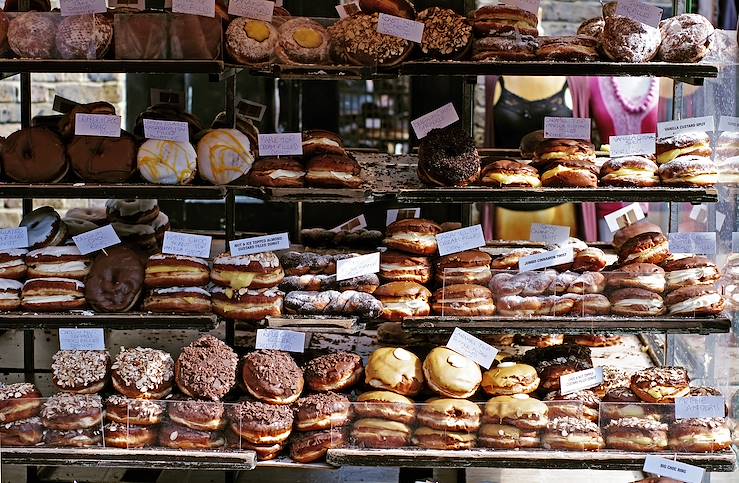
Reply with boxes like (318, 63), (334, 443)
(668, 232), (716, 255)
(59, 328), (105, 351)
(386, 208), (420, 226)
(376, 13), (424, 43)
(172, 0), (215, 17)
(675, 396), (725, 419)
(609, 133), (656, 158)
(331, 215), (367, 233)
(75, 114), (121, 138)
(502, 0), (541, 14)
(258, 133), (304, 156)
(657, 116), (715, 138)
(643, 456), (704, 483)
(559, 367), (603, 395)
(336, 252), (380, 281)
(162, 232), (212, 258)
(229, 0), (274, 21)
(0, 228), (28, 250)
(436, 225), (486, 257)
(256, 329), (305, 353)
(543, 117), (591, 140)
(604, 202), (645, 232)
(518, 247), (573, 271)
(230, 233), (290, 256)
(530, 223), (570, 245)
(446, 328), (497, 369)
(615, 0), (663, 28)
(60, 0), (107, 16)
(73, 225), (121, 255)
(411, 103), (460, 139)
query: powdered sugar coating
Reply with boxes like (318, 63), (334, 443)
(659, 14), (714, 63)
(0, 279), (23, 291)
(602, 15), (661, 63)
(8, 12), (57, 58)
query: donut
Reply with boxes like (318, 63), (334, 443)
(422, 347), (482, 399)
(111, 346), (174, 399)
(0, 383), (42, 423)
(472, 5), (538, 37)
(601, 387), (661, 421)
(2, 128), (67, 182)
(523, 344), (593, 393)
(482, 394), (549, 431)
(658, 155), (718, 187)
(365, 347), (424, 397)
(663, 256), (720, 291)
(84, 246), (144, 313)
(144, 286), (212, 314)
(618, 231), (670, 265)
(481, 361), (540, 396)
(354, 391), (416, 424)
(305, 153), (363, 189)
(595, 366), (631, 399)
(303, 130), (347, 157)
(0, 249), (27, 280)
(20, 207), (66, 249)
(602, 15), (661, 63)
(68, 133), (136, 183)
(604, 417), (669, 451)
(416, 398), (481, 433)
(374, 281), (432, 321)
(112, 222), (158, 254)
(26, 246), (90, 280)
(55, 13), (113, 60)
(274, 17), (329, 64)
(665, 285), (724, 316)
(491, 271), (557, 297)
(103, 422), (158, 448)
(21, 277), (86, 311)
(536, 35), (600, 61)
(137, 139), (197, 185)
(41, 393), (103, 431)
(659, 14), (714, 63)
(211, 251), (284, 289)
(383, 219), (441, 256)
(328, 13), (413, 67)
(610, 287), (666, 316)
(668, 418), (732, 452)
(64, 207), (107, 226)
(412, 426), (477, 450)
(247, 157), (305, 188)
(63, 217), (98, 237)
(106, 199), (159, 225)
(540, 159), (599, 188)
(304, 351), (363, 392)
(358, 0), (416, 17)
(533, 139), (596, 165)
(656, 132), (712, 164)
(242, 350), (304, 405)
(158, 420), (224, 450)
(631, 367), (690, 403)
(563, 293), (612, 315)
(144, 253), (209, 288)
(226, 18), (278, 64)
(542, 417), (604, 451)
(44, 427), (102, 447)
(169, 398), (226, 432)
(0, 416), (43, 446)
(417, 7), (472, 60)
(600, 156), (660, 187)
(432, 284), (497, 316)
(607, 263), (666, 293)
(516, 334), (564, 347)
(0, 278), (23, 310)
(52, 350), (110, 394)
(566, 271), (607, 294)
(290, 429), (347, 463)
(175, 335), (238, 401)
(197, 129), (254, 185)
(104, 395), (165, 426)
(417, 126), (480, 187)
(479, 159), (541, 186)
(149, 212), (170, 245)
(8, 12), (57, 58)
(544, 389), (601, 422)
(578, 17), (604, 39)
(227, 400), (294, 445)
(294, 392), (352, 432)
(434, 250), (492, 286)
(478, 423), (540, 449)
(210, 286), (282, 320)
(58, 101), (117, 140)
(225, 429), (285, 460)
(379, 250), (432, 284)
(350, 418), (412, 448)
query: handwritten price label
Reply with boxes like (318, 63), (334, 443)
(336, 252), (380, 281)
(411, 103), (460, 139)
(502, 0), (540, 14)
(675, 396), (725, 419)
(228, 0), (274, 21)
(73, 225), (121, 255)
(258, 133), (303, 156)
(668, 232), (717, 255)
(75, 114), (121, 138)
(143, 119), (190, 143)
(544, 117), (591, 140)
(609, 133), (656, 158)
(615, 0), (663, 28)
(230, 233), (290, 256)
(530, 223), (570, 245)
(255, 329), (306, 352)
(436, 225), (486, 256)
(719, 116), (739, 132)
(60, 0), (107, 16)
(59, 328), (105, 351)
(172, 0), (216, 17)
(658, 116), (715, 138)
(446, 328), (497, 369)
(0, 228), (28, 250)
(162, 232), (212, 258)
(560, 367), (603, 395)
(377, 13), (424, 43)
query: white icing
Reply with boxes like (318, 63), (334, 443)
(0, 259), (25, 269)
(149, 212), (170, 231)
(613, 298), (663, 309)
(669, 293), (722, 314)
(0, 279), (23, 291)
(303, 138), (340, 148)
(381, 263), (428, 271)
(23, 295), (78, 303)
(388, 233), (437, 245)
(106, 199), (158, 217)
(210, 286), (281, 297)
(267, 169), (305, 179)
(23, 278), (85, 289)
(31, 261), (89, 273)
(152, 287), (210, 296)
(196, 129), (254, 185)
(112, 223), (155, 236)
(27, 246), (82, 258)
(0, 249), (27, 256)
(666, 267), (718, 286)
(383, 300), (428, 311)
(0, 293), (20, 300)
(213, 252), (279, 268)
(148, 254), (208, 266)
(138, 140), (197, 185)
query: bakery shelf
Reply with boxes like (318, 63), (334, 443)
(0, 59), (224, 75)
(0, 312), (220, 330)
(0, 183), (227, 200)
(243, 63), (398, 81)
(231, 185), (375, 203)
(325, 448), (736, 472)
(401, 315), (733, 335)
(0, 447), (255, 470)
(256, 457), (337, 470)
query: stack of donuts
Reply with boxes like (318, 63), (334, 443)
(654, 131), (717, 188)
(143, 253), (212, 314)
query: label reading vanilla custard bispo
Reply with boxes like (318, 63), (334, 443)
(143, 119), (190, 143)
(657, 116), (715, 138)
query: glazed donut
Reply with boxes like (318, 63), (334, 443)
(21, 277), (86, 311)
(175, 335), (238, 401)
(227, 400), (294, 445)
(354, 391), (416, 425)
(158, 420), (224, 450)
(412, 426), (477, 450)
(423, 347), (482, 399)
(418, 126), (481, 187)
(51, 350), (110, 394)
(602, 15), (661, 62)
(294, 392), (352, 432)
(0, 416), (43, 446)
(197, 129), (254, 185)
(85, 246), (144, 313)
(604, 417), (669, 452)
(416, 398), (481, 433)
(481, 361), (540, 396)
(226, 18), (278, 64)
(0, 383), (42, 423)
(44, 427), (102, 447)
(365, 347), (424, 397)
(106, 199), (159, 225)
(482, 394), (549, 431)
(304, 352), (363, 392)
(379, 250), (432, 284)
(111, 346), (174, 399)
(542, 417), (604, 451)
(137, 139), (197, 185)
(290, 429), (347, 463)
(169, 399), (226, 432)
(8, 12), (57, 58)
(68, 133), (137, 183)
(55, 13), (113, 60)
(105, 395), (165, 426)
(144, 254), (210, 288)
(350, 418), (412, 449)
(26, 246), (90, 280)
(41, 393), (103, 431)
(0, 278), (23, 311)
(242, 350), (304, 405)
(0, 249), (27, 280)
(104, 422), (158, 448)
(20, 206), (67, 249)
(478, 423), (540, 449)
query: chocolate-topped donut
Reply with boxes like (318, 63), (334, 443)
(2, 128), (67, 182)
(52, 350), (110, 394)
(290, 429), (348, 463)
(44, 427), (103, 447)
(304, 351), (363, 392)
(68, 133), (137, 183)
(227, 400), (294, 445)
(175, 335), (238, 401)
(105, 395), (165, 426)
(103, 422), (157, 448)
(111, 346), (174, 399)
(242, 350), (304, 405)
(41, 393), (103, 431)
(84, 246), (144, 312)
(158, 420), (224, 450)
(0, 383), (42, 423)
(294, 392), (352, 431)
(20, 206), (66, 249)
(0, 416), (43, 446)
(418, 126), (480, 187)
(169, 398), (226, 431)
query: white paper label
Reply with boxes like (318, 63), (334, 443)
(643, 456), (705, 483)
(376, 13), (424, 43)
(0, 227), (28, 250)
(716, 211), (726, 231)
(502, 0), (541, 14)
(609, 133), (657, 158)
(719, 115), (739, 132)
(386, 208), (420, 226)
(544, 117), (591, 140)
(658, 116), (715, 138)
(560, 367), (604, 395)
(59, 328), (105, 351)
(615, 0), (663, 28)
(74, 114), (121, 138)
(143, 119), (190, 143)
(446, 328), (498, 369)
(336, 252), (380, 281)
(331, 215), (367, 233)
(255, 329), (305, 353)
(258, 133), (304, 156)
(72, 225), (121, 255)
(675, 396), (725, 419)
(150, 89), (185, 109)
(519, 247), (574, 271)
(237, 99), (267, 122)
(336, 1), (361, 18)
(668, 232), (717, 255)
(411, 103), (460, 139)
(228, 0), (274, 21)
(732, 232), (739, 252)
(172, 0), (216, 17)
(530, 223), (570, 245)
(60, 0), (107, 16)
(604, 202), (646, 232)
(230, 233), (290, 256)
(110, 0), (146, 10)
(436, 225), (486, 257)
(162, 232), (212, 258)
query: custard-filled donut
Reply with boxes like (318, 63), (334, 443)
(631, 367), (690, 403)
(383, 219), (441, 256)
(294, 392), (352, 432)
(211, 251), (284, 289)
(21, 277), (86, 311)
(668, 418), (732, 452)
(290, 429), (347, 464)
(544, 389), (601, 422)
(412, 426), (477, 450)
(354, 391), (416, 424)
(8, 12), (57, 58)
(242, 350), (304, 405)
(226, 18), (278, 65)
(52, 350), (110, 394)
(0, 249), (27, 280)
(105, 395), (165, 426)
(56, 13), (113, 60)
(144, 287), (212, 314)
(68, 132), (136, 183)
(20, 206), (66, 249)
(175, 335), (238, 401)
(379, 250), (432, 284)
(103, 422), (158, 448)
(542, 417), (604, 451)
(0, 383), (42, 423)
(478, 423), (540, 449)
(84, 246), (144, 313)
(604, 417), (668, 452)
(481, 361), (540, 396)
(210, 286), (282, 320)
(106, 199), (159, 225)
(304, 351), (363, 393)
(227, 400), (294, 445)
(482, 394), (549, 431)
(275, 17), (330, 65)
(158, 420), (224, 450)
(417, 398), (482, 433)
(144, 254), (210, 288)
(137, 139), (197, 185)
(0, 278), (23, 311)
(41, 393), (103, 431)
(169, 398), (226, 432)
(365, 347), (424, 397)
(26, 246), (91, 280)
(472, 5), (538, 37)
(111, 346), (173, 399)
(44, 427), (103, 447)
(418, 126), (480, 187)
(197, 129), (254, 185)
(0, 416), (43, 446)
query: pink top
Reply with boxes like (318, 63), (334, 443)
(589, 77), (658, 141)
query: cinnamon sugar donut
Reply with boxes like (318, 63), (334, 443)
(602, 15), (661, 63)
(659, 14), (714, 63)
(111, 346), (174, 399)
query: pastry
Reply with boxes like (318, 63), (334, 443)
(144, 253), (210, 288)
(472, 5), (538, 37)
(533, 138), (596, 166)
(350, 418), (411, 448)
(111, 347), (173, 399)
(607, 263), (666, 293)
(544, 389), (601, 422)
(144, 286), (212, 313)
(2, 128), (67, 183)
(305, 153), (363, 188)
(479, 159), (541, 187)
(329, 13), (413, 67)
(227, 400), (293, 445)
(242, 350), (304, 405)
(26, 246), (90, 280)
(55, 13), (113, 59)
(656, 132), (712, 165)
(577, 17), (604, 39)
(225, 18), (278, 64)
(418, 126), (480, 187)
(168, 398), (225, 431)
(175, 335), (238, 401)
(540, 159), (599, 188)
(658, 156), (717, 187)
(663, 256), (720, 291)
(668, 418), (731, 452)
(631, 367), (690, 403)
(604, 417), (668, 451)
(137, 139), (197, 185)
(659, 14), (714, 63)
(106, 199), (159, 224)
(0, 383), (42, 423)
(355, 391), (416, 424)
(158, 421), (224, 449)
(572, 247), (607, 272)
(610, 288), (666, 316)
(481, 361), (540, 396)
(434, 250), (492, 286)
(478, 423), (540, 449)
(617, 231), (670, 266)
(423, 347), (482, 399)
(304, 352), (363, 392)
(8, 12), (57, 58)
(275, 18), (329, 65)
(0, 249), (27, 280)
(365, 347), (424, 397)
(290, 429), (347, 463)
(41, 393), (103, 431)
(516, 334), (565, 347)
(572, 333), (622, 346)
(602, 15), (661, 62)
(197, 129), (255, 185)
(412, 428), (476, 450)
(44, 427), (102, 447)
(0, 417), (44, 447)
(63, 217), (98, 237)
(103, 422), (157, 448)
(537, 35), (600, 61)
(112, 222), (158, 254)
(542, 417), (604, 451)
(600, 156), (660, 187)
(51, 350), (109, 394)
(0, 279), (23, 310)
(431, 283), (496, 316)
(491, 270), (557, 297)
(168, 13), (221, 60)
(294, 392), (351, 431)
(302, 130), (346, 157)
(379, 250), (432, 284)
(374, 281), (432, 321)
(248, 157), (305, 187)
(383, 218), (441, 256)
(65, 207), (106, 227)
(472, 35), (539, 61)
(283, 290), (383, 318)
(496, 295), (574, 316)
(612, 221), (663, 252)
(211, 251), (284, 289)
(85, 246), (144, 313)
(482, 394), (548, 430)
(417, 7), (472, 60)
(358, 0), (416, 18)
(523, 344), (593, 393)
(21, 278), (86, 311)
(565, 271), (607, 294)
(665, 285), (724, 316)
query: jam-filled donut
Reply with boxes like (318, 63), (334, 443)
(106, 199), (160, 225)
(0, 416), (43, 446)
(20, 206), (67, 249)
(105, 395), (165, 426)
(41, 393), (103, 430)
(51, 350), (110, 394)
(227, 400), (294, 445)
(111, 346), (174, 399)
(0, 278), (23, 311)
(0, 249), (27, 280)
(103, 422), (158, 448)
(0, 383), (42, 423)
(2, 127), (67, 182)
(168, 398), (226, 432)
(44, 427), (103, 447)
(159, 420), (224, 449)
(175, 335), (238, 401)
(241, 350), (304, 405)
(84, 246), (145, 313)
(304, 351), (363, 392)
